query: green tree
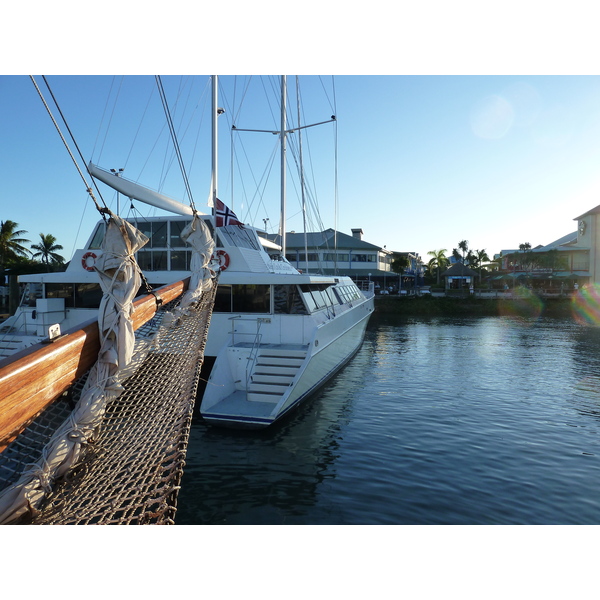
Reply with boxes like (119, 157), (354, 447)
(427, 249), (449, 285)
(0, 220), (30, 275)
(471, 249), (490, 283)
(31, 233), (65, 271)
(391, 254), (410, 291)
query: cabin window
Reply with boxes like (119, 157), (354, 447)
(213, 284), (271, 313)
(233, 284), (270, 313)
(75, 283), (103, 308)
(46, 283), (75, 307)
(170, 250), (191, 271)
(300, 283), (337, 312)
(214, 285), (232, 312)
(137, 250), (167, 271)
(274, 285), (307, 314)
(88, 223), (106, 250)
(170, 221), (188, 247)
(20, 283), (43, 307)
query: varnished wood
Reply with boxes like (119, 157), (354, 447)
(0, 277), (190, 452)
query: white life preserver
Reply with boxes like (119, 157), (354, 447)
(82, 252), (97, 272)
(211, 250), (230, 271)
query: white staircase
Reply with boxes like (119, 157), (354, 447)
(247, 347), (307, 403)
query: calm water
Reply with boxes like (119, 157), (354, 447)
(176, 313), (600, 525)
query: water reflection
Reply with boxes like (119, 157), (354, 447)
(177, 315), (600, 524)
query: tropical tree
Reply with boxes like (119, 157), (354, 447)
(0, 220), (30, 275)
(391, 254), (411, 291)
(31, 233), (65, 271)
(427, 249), (449, 285)
(457, 240), (469, 264)
(471, 249), (490, 283)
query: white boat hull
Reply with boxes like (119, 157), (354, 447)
(200, 296), (373, 428)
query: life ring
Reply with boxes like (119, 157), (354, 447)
(211, 250), (230, 271)
(82, 252), (97, 272)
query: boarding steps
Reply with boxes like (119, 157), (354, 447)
(0, 334), (31, 360)
(247, 347), (308, 403)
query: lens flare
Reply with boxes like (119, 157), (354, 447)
(572, 284), (600, 325)
(499, 286), (544, 321)
(470, 94), (514, 140)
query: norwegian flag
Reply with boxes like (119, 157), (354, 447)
(215, 198), (244, 227)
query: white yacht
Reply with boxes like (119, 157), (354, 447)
(0, 209), (374, 428)
(0, 75), (375, 428)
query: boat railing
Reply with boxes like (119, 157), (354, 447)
(228, 315), (271, 389)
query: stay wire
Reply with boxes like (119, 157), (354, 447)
(155, 75), (197, 214)
(30, 76), (109, 218)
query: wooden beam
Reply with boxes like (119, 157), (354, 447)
(0, 278), (190, 452)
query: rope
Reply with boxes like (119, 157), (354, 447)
(155, 76), (197, 214)
(29, 76), (107, 217)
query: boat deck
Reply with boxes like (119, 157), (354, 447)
(204, 390), (276, 418)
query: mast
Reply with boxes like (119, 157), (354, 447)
(212, 75), (218, 227)
(280, 75), (287, 256)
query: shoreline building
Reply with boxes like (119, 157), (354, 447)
(269, 228), (424, 292)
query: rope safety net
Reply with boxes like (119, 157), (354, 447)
(0, 212), (216, 524)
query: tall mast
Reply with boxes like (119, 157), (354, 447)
(211, 75), (219, 226)
(280, 75), (287, 256)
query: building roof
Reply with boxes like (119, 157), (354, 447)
(440, 263), (479, 278)
(574, 204), (600, 221)
(271, 228), (384, 251)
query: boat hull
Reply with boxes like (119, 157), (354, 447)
(200, 297), (373, 428)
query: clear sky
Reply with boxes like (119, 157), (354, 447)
(3, 73), (600, 266)
(3, 3), (600, 272)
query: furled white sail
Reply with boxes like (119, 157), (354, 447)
(88, 163), (206, 217)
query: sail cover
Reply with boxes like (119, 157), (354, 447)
(88, 163), (205, 217)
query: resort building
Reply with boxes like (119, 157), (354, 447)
(268, 228), (424, 292)
(493, 204), (600, 290)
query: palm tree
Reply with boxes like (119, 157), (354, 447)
(427, 249), (449, 285)
(31, 233), (65, 271)
(0, 220), (30, 275)
(471, 249), (490, 283)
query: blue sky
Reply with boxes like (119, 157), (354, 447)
(2, 74), (600, 266)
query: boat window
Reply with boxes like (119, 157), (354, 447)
(274, 285), (307, 314)
(20, 283), (43, 307)
(170, 250), (191, 271)
(75, 283), (103, 308)
(214, 284), (270, 313)
(46, 283), (75, 307)
(169, 221), (188, 247)
(233, 284), (270, 313)
(300, 284), (338, 312)
(214, 285), (232, 312)
(137, 250), (168, 271)
(217, 226), (261, 251)
(88, 223), (106, 250)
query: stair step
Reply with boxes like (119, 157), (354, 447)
(252, 373), (296, 385)
(258, 349), (307, 359)
(256, 356), (305, 368)
(247, 392), (283, 403)
(248, 382), (291, 395)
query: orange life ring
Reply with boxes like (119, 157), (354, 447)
(82, 252), (97, 272)
(211, 250), (230, 271)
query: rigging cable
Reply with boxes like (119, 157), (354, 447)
(30, 76), (108, 217)
(155, 75), (197, 213)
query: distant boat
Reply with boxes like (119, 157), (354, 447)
(0, 76), (375, 429)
